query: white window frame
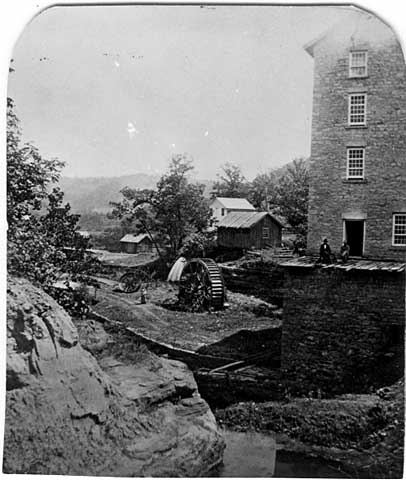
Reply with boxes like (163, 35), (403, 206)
(392, 213), (406, 246)
(347, 147), (365, 179)
(349, 51), (368, 78)
(348, 93), (367, 126)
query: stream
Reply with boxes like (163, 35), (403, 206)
(210, 430), (349, 478)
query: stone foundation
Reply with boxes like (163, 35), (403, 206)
(221, 261), (285, 306)
(281, 266), (405, 395)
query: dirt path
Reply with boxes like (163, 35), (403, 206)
(92, 282), (282, 352)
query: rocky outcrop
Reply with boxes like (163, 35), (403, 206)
(5, 277), (224, 476)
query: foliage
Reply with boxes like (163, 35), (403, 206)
(78, 211), (119, 231)
(211, 162), (250, 198)
(7, 97), (99, 293)
(7, 98), (64, 234)
(48, 282), (91, 319)
(179, 231), (217, 259)
(111, 154), (211, 259)
(210, 158), (309, 242)
(270, 158), (309, 238)
(248, 171), (277, 210)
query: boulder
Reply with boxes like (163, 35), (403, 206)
(4, 276), (224, 476)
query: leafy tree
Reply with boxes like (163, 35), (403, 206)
(271, 158), (309, 239)
(111, 154), (211, 259)
(248, 171), (277, 210)
(7, 97), (63, 233)
(7, 97), (98, 288)
(211, 162), (250, 198)
(179, 231), (217, 259)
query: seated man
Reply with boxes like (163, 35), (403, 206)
(340, 241), (350, 263)
(319, 238), (332, 264)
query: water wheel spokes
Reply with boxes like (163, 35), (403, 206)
(119, 269), (150, 293)
(178, 258), (226, 312)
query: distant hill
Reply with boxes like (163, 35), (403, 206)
(59, 174), (215, 213)
(59, 174), (160, 213)
(59, 159), (307, 214)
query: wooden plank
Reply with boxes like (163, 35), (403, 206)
(209, 360), (246, 373)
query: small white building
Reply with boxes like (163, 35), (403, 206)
(209, 197), (256, 226)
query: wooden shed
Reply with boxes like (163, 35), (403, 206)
(217, 211), (283, 250)
(119, 233), (153, 254)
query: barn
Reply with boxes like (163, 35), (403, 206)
(119, 233), (153, 254)
(217, 211), (283, 250)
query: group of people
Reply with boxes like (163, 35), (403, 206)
(318, 238), (350, 264)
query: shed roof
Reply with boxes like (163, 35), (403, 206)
(217, 211), (283, 229)
(211, 197), (255, 210)
(120, 233), (151, 244)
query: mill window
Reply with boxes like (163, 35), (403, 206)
(347, 148), (365, 178)
(348, 94), (367, 125)
(349, 51), (368, 77)
(393, 214), (406, 246)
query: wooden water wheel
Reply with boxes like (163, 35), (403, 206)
(178, 258), (226, 312)
(119, 268), (151, 293)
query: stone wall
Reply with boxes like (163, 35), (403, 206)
(281, 266), (405, 395)
(306, 12), (406, 261)
(221, 261), (285, 306)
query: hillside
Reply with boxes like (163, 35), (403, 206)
(59, 174), (214, 214)
(59, 158), (305, 214)
(59, 174), (160, 213)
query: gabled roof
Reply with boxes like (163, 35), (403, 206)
(303, 9), (390, 57)
(120, 233), (151, 243)
(217, 211), (283, 229)
(211, 197), (255, 210)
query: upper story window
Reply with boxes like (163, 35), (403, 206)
(347, 148), (365, 179)
(348, 94), (367, 125)
(392, 214), (406, 246)
(262, 226), (269, 239)
(349, 51), (368, 77)
(221, 208), (225, 216)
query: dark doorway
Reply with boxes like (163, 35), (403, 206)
(345, 220), (364, 256)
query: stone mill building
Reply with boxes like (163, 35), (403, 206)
(305, 11), (406, 259)
(280, 9), (406, 394)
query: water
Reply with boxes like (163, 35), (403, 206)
(211, 430), (349, 478)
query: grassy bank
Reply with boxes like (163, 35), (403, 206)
(215, 379), (404, 478)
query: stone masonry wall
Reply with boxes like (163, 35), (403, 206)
(307, 12), (406, 261)
(221, 261), (285, 307)
(281, 267), (405, 395)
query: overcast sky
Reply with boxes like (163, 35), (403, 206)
(9, 5), (349, 179)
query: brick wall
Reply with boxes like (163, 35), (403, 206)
(307, 13), (406, 261)
(281, 266), (405, 395)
